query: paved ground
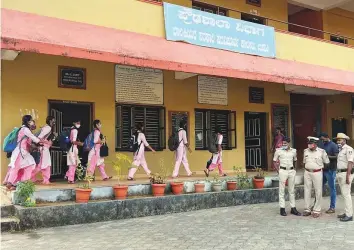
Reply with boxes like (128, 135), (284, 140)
(2, 196), (354, 250)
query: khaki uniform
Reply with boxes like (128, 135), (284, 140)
(303, 148), (330, 213)
(337, 144), (354, 217)
(273, 148), (297, 208)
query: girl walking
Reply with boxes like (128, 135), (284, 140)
(65, 120), (83, 184)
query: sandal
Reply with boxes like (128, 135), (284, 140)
(68, 181), (75, 184)
(127, 177), (134, 181)
(103, 176), (112, 181)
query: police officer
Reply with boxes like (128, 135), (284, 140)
(273, 137), (301, 216)
(303, 137), (330, 218)
(335, 133), (354, 222)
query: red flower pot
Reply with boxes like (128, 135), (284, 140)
(113, 185), (128, 200)
(152, 183), (166, 197)
(226, 181), (237, 190)
(194, 183), (205, 193)
(171, 182), (184, 195)
(75, 188), (92, 203)
(252, 178), (265, 189)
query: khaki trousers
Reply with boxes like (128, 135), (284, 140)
(337, 172), (354, 217)
(279, 169), (296, 208)
(304, 170), (323, 213)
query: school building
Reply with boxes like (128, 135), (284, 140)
(1, 0), (354, 180)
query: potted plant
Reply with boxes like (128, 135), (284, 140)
(150, 158), (167, 197)
(211, 173), (222, 192)
(112, 153), (132, 200)
(16, 181), (36, 207)
(75, 164), (94, 203)
(252, 167), (265, 189)
(194, 180), (205, 193)
(226, 166), (239, 190)
(234, 166), (251, 190)
(170, 178), (184, 195)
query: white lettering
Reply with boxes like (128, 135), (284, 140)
(241, 40), (256, 50)
(199, 32), (215, 44)
(173, 27), (197, 40)
(257, 44), (269, 52)
(217, 35), (239, 47)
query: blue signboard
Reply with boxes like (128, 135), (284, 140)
(163, 3), (276, 58)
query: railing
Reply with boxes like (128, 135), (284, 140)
(190, 0), (354, 45)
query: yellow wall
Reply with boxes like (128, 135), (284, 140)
(3, 0), (353, 72)
(323, 8), (354, 46)
(1, 52), (291, 180)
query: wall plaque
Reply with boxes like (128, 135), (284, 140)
(58, 66), (86, 89)
(247, 0), (261, 7)
(198, 76), (228, 105)
(115, 65), (163, 105)
(249, 87), (264, 104)
(271, 104), (289, 137)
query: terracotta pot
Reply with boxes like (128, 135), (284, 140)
(152, 183), (166, 197)
(253, 178), (265, 189)
(212, 183), (222, 192)
(171, 182), (184, 195)
(113, 185), (128, 200)
(75, 188), (92, 203)
(226, 181), (237, 190)
(194, 183), (205, 193)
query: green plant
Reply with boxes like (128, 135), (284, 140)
(112, 153), (132, 185)
(76, 164), (94, 189)
(16, 181), (36, 207)
(150, 158), (168, 184)
(254, 167), (265, 179)
(211, 173), (222, 184)
(233, 166), (252, 190)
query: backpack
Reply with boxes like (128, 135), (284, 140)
(168, 130), (183, 151)
(207, 132), (218, 154)
(128, 132), (141, 152)
(83, 131), (95, 152)
(3, 127), (21, 153)
(59, 128), (74, 151)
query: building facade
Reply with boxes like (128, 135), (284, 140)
(1, 0), (354, 179)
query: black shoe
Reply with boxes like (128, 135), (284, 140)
(291, 207), (302, 216)
(280, 208), (287, 216)
(337, 214), (346, 219)
(340, 216), (353, 222)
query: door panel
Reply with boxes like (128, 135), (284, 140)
(50, 109), (64, 177)
(245, 112), (267, 170)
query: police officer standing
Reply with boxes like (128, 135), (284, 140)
(335, 133), (354, 222)
(273, 137), (301, 216)
(303, 137), (330, 218)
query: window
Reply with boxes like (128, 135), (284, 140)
(246, 0), (261, 7)
(241, 13), (266, 25)
(330, 35), (348, 44)
(192, 1), (227, 16)
(116, 105), (165, 151)
(195, 109), (236, 150)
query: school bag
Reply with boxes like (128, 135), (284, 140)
(168, 130), (183, 151)
(128, 132), (141, 152)
(207, 132), (218, 154)
(59, 128), (75, 151)
(83, 131), (95, 152)
(3, 127), (21, 153)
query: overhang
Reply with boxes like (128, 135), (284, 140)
(2, 8), (354, 92)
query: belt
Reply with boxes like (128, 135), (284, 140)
(305, 168), (322, 173)
(337, 169), (354, 174)
(280, 167), (294, 170)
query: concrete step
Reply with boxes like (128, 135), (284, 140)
(1, 205), (15, 217)
(1, 216), (20, 232)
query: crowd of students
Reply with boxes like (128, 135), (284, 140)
(3, 116), (226, 189)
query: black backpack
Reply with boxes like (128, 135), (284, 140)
(207, 132), (218, 154)
(128, 132), (141, 152)
(59, 128), (75, 151)
(168, 130), (183, 151)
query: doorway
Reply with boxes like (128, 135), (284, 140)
(244, 112), (267, 170)
(48, 100), (93, 179)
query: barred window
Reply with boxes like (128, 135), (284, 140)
(192, 1), (227, 16)
(116, 105), (165, 151)
(195, 109), (236, 150)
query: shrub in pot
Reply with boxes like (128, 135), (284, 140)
(233, 166), (252, 190)
(112, 153), (132, 200)
(211, 173), (222, 192)
(75, 164), (94, 203)
(150, 158), (167, 197)
(194, 181), (205, 193)
(252, 167), (265, 189)
(16, 181), (36, 207)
